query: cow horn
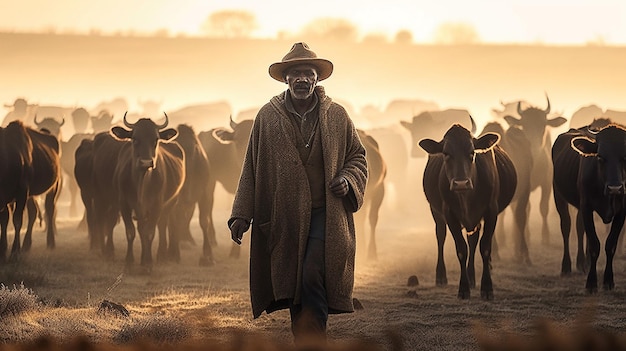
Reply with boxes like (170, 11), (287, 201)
(517, 101), (523, 116)
(156, 112), (169, 129)
(229, 115), (237, 130)
(123, 111), (134, 128)
(34, 114), (42, 125)
(544, 94), (551, 114)
(60, 116), (65, 127)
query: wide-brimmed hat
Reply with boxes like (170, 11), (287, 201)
(269, 42), (333, 82)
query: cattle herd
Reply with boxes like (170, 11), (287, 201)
(2, 94), (626, 301)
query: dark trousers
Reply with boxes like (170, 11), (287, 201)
(290, 208), (327, 341)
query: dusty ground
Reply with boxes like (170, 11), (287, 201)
(2, 186), (626, 351)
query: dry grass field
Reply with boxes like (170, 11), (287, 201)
(2, 187), (626, 350)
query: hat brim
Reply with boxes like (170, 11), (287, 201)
(269, 58), (333, 82)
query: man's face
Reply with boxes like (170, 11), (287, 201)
(285, 64), (318, 100)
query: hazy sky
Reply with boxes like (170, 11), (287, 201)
(2, 0), (626, 45)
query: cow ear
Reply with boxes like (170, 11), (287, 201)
(215, 129), (235, 141)
(110, 126), (131, 140)
(503, 115), (521, 127)
(159, 128), (178, 141)
(418, 138), (442, 154)
(571, 136), (597, 156)
(547, 116), (568, 128)
(474, 132), (500, 151)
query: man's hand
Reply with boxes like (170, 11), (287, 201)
(230, 218), (250, 245)
(329, 176), (349, 198)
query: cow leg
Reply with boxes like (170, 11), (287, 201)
(480, 218), (496, 300)
(603, 213), (626, 290)
(554, 191), (572, 275)
(162, 205), (180, 263)
(138, 219), (156, 273)
(157, 214), (170, 264)
(22, 197), (38, 252)
(197, 191), (215, 266)
(466, 230), (479, 289)
(44, 182), (60, 249)
(207, 180), (218, 247)
(68, 178), (79, 218)
(582, 208), (600, 294)
(367, 184), (384, 261)
(0, 206), (9, 262)
(432, 207), (447, 286)
(512, 194), (531, 265)
(446, 219), (469, 299)
(120, 207), (136, 266)
(9, 197), (27, 261)
(451, 228), (470, 299)
(354, 204), (367, 262)
(575, 210), (588, 273)
(540, 183), (552, 245)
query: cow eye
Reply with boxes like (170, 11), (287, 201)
(597, 156), (605, 164)
(132, 139), (139, 145)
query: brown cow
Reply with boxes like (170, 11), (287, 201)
(111, 113), (185, 271)
(0, 121), (61, 262)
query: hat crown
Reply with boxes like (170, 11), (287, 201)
(281, 42), (318, 62)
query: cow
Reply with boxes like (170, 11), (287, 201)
(355, 129), (387, 261)
(90, 132), (126, 257)
(197, 117), (254, 258)
(419, 124), (517, 299)
(400, 109), (474, 158)
(552, 118), (612, 276)
(503, 96), (567, 244)
(0, 121), (61, 262)
(554, 124), (626, 293)
(110, 113), (185, 272)
(479, 121), (533, 263)
(63, 112), (116, 222)
(169, 124), (214, 266)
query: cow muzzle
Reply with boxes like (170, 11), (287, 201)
(450, 179), (473, 191)
(605, 184), (625, 196)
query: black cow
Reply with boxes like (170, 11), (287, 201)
(554, 125), (626, 292)
(169, 124), (214, 266)
(552, 118), (613, 276)
(197, 117), (253, 257)
(0, 121), (61, 261)
(503, 96), (567, 244)
(355, 129), (387, 261)
(419, 124), (516, 299)
(111, 113), (185, 271)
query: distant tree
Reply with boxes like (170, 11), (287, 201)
(200, 10), (258, 38)
(433, 22), (480, 45)
(298, 18), (359, 42)
(394, 30), (413, 44)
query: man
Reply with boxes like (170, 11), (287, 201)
(228, 42), (368, 343)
